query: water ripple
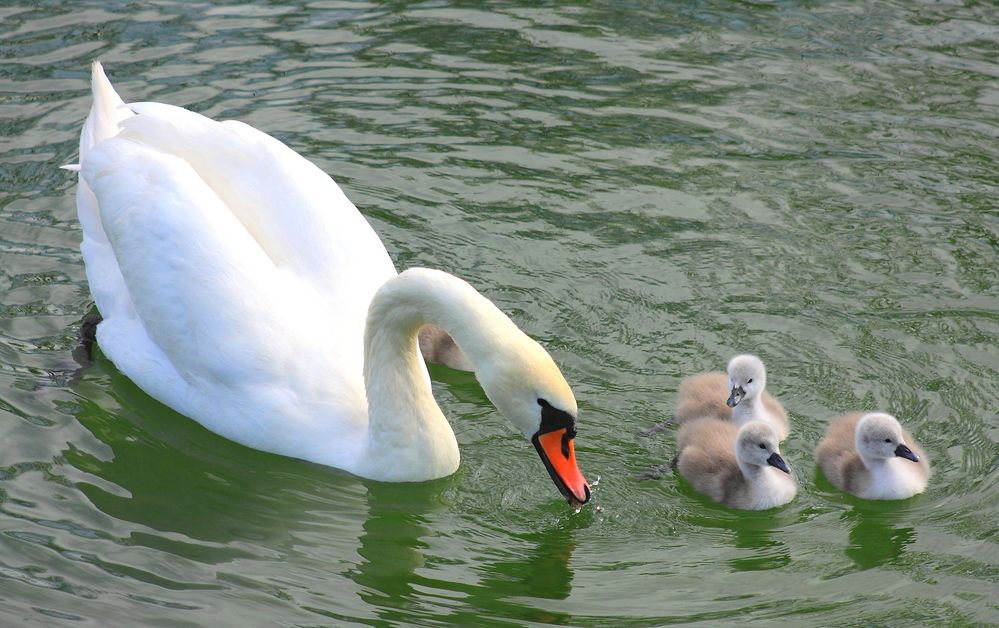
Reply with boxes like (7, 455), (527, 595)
(0, 0), (996, 624)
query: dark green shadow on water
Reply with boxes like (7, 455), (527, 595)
(64, 349), (375, 549)
(672, 473), (793, 573)
(350, 480), (583, 626)
(813, 465), (919, 570)
(66, 348), (587, 625)
(425, 360), (488, 404)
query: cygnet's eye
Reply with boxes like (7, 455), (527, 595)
(747, 378), (754, 384)
(884, 438), (892, 443)
(758, 443), (766, 449)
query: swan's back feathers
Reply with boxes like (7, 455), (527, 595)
(120, 103), (397, 370)
(120, 101), (396, 287)
(78, 62), (392, 379)
(76, 64), (381, 467)
(83, 137), (280, 379)
(83, 135), (370, 461)
(83, 63), (396, 342)
(80, 62), (130, 160)
(815, 412), (865, 490)
(762, 394), (789, 431)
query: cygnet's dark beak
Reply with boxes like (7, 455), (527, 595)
(894, 443), (919, 462)
(767, 452), (790, 474)
(727, 386), (745, 408)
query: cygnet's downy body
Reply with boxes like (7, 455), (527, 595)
(418, 323), (473, 371)
(675, 354), (789, 440)
(674, 418), (797, 510)
(816, 412), (929, 500)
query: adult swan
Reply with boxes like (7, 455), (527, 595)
(71, 63), (591, 506)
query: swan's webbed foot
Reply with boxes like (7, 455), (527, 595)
(72, 310), (102, 366)
(638, 418), (676, 437)
(635, 462), (674, 480)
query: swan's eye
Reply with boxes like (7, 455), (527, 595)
(536, 398), (576, 436)
(884, 438), (892, 443)
(747, 378), (754, 384)
(759, 443), (766, 449)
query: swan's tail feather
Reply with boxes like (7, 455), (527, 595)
(76, 62), (136, 324)
(80, 61), (131, 161)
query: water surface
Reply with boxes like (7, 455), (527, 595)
(2, 1), (997, 625)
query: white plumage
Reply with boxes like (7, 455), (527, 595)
(72, 63), (590, 502)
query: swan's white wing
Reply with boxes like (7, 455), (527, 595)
(119, 101), (397, 292)
(72, 63), (439, 470)
(82, 136), (369, 465)
(85, 138), (280, 379)
(113, 101), (399, 384)
(80, 63), (397, 375)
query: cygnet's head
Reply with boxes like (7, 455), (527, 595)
(726, 354), (768, 408)
(855, 413), (919, 462)
(735, 420), (789, 473)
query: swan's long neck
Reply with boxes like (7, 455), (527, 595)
(355, 268), (522, 481)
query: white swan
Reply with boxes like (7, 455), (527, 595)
(70, 62), (590, 505)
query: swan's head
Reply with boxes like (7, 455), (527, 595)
(856, 413), (919, 462)
(726, 354), (767, 408)
(736, 420), (789, 473)
(475, 333), (590, 507)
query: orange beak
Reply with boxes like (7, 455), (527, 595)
(532, 428), (591, 506)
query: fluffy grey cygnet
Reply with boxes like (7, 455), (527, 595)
(674, 354), (789, 440)
(418, 323), (473, 371)
(816, 412), (929, 500)
(674, 418), (797, 510)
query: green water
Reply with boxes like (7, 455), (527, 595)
(2, 1), (998, 625)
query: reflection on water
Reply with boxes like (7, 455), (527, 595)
(1, 0), (997, 623)
(505, 528), (576, 601)
(352, 481), (580, 625)
(352, 482), (438, 619)
(67, 355), (342, 544)
(729, 523), (791, 573)
(814, 469), (921, 570)
(688, 509), (791, 573)
(842, 505), (917, 570)
(447, 526), (579, 625)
